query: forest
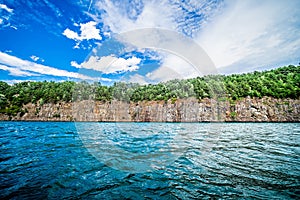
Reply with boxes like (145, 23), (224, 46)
(0, 65), (299, 116)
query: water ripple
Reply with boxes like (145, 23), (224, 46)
(0, 122), (299, 199)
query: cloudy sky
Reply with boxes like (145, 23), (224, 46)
(0, 0), (299, 84)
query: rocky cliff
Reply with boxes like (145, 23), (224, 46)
(0, 97), (299, 122)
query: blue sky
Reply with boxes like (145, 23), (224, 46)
(0, 0), (299, 84)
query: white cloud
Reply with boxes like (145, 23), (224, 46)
(92, 0), (218, 80)
(94, 0), (300, 75)
(96, 0), (176, 33)
(79, 55), (141, 74)
(63, 29), (80, 40)
(74, 42), (80, 49)
(10, 25), (17, 30)
(0, 3), (14, 29)
(146, 66), (180, 82)
(30, 55), (40, 62)
(95, 0), (221, 36)
(128, 74), (149, 85)
(0, 52), (94, 80)
(63, 21), (102, 41)
(103, 32), (111, 37)
(0, 64), (37, 77)
(31, 55), (45, 63)
(146, 54), (199, 82)
(197, 0), (300, 71)
(70, 61), (81, 68)
(79, 21), (102, 40)
(0, 4), (13, 13)
(161, 54), (200, 78)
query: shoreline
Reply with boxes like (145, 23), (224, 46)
(1, 97), (299, 122)
(1, 120), (299, 123)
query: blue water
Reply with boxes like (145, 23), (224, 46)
(0, 122), (299, 199)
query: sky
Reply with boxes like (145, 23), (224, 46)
(0, 0), (299, 85)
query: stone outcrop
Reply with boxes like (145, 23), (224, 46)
(0, 97), (299, 122)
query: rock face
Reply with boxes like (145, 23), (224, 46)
(0, 97), (299, 122)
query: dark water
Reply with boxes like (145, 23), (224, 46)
(0, 122), (299, 199)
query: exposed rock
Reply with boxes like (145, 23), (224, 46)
(0, 97), (299, 122)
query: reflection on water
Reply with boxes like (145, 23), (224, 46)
(0, 122), (299, 199)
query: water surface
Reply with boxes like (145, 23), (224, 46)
(0, 122), (299, 199)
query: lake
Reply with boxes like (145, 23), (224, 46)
(0, 122), (299, 199)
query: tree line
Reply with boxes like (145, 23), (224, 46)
(0, 65), (299, 116)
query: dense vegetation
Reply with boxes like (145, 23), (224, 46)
(0, 65), (299, 116)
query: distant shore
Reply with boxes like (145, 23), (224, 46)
(1, 97), (299, 122)
(1, 66), (299, 122)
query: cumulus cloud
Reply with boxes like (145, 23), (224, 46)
(197, 0), (300, 71)
(0, 52), (94, 80)
(70, 61), (81, 68)
(63, 21), (102, 41)
(78, 55), (141, 74)
(0, 4), (13, 13)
